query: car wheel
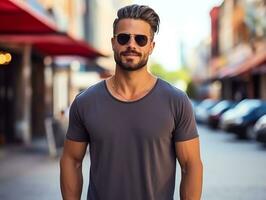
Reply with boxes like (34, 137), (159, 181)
(246, 125), (256, 140)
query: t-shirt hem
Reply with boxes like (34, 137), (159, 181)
(66, 134), (90, 143)
(174, 134), (199, 142)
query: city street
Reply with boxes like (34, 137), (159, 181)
(0, 124), (266, 200)
(198, 125), (266, 200)
(1, 1), (266, 200)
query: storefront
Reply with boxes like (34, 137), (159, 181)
(0, 0), (105, 145)
(212, 49), (266, 100)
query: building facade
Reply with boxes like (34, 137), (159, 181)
(0, 0), (104, 145)
(208, 0), (266, 100)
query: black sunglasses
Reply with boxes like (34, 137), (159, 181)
(114, 33), (150, 47)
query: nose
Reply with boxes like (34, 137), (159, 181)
(127, 35), (137, 47)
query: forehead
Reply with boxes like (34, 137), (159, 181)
(115, 18), (151, 35)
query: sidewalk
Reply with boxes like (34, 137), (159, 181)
(1, 126), (266, 200)
(0, 138), (90, 200)
(0, 138), (61, 200)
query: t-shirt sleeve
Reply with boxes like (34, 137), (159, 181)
(66, 98), (90, 142)
(173, 92), (198, 142)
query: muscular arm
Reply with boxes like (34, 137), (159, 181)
(175, 137), (203, 200)
(60, 139), (88, 200)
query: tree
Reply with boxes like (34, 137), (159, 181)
(150, 62), (191, 85)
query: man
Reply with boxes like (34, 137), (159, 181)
(60, 4), (203, 200)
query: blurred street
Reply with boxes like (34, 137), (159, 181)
(198, 125), (266, 200)
(1, 0), (266, 199)
(0, 125), (265, 200)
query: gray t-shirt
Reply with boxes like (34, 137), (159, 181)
(66, 78), (198, 200)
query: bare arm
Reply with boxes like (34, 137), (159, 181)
(175, 137), (203, 200)
(60, 139), (88, 200)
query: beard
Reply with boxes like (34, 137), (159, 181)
(114, 49), (149, 72)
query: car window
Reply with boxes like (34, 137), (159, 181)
(235, 100), (261, 115)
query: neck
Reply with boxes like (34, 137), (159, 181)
(106, 65), (157, 101)
(113, 65), (154, 93)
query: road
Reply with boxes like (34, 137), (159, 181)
(0, 124), (265, 200)
(197, 125), (266, 200)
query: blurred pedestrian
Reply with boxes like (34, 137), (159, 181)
(60, 4), (203, 200)
(58, 109), (68, 134)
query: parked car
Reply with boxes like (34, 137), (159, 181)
(190, 99), (200, 110)
(195, 99), (218, 123)
(207, 100), (237, 129)
(220, 99), (255, 131)
(254, 114), (266, 143)
(220, 99), (266, 138)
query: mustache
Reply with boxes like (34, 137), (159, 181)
(121, 50), (141, 56)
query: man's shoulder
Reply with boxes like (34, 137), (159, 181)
(75, 80), (105, 103)
(158, 78), (187, 99)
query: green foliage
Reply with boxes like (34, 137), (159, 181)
(186, 81), (198, 99)
(150, 62), (191, 84)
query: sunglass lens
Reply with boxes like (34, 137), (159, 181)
(117, 34), (130, 45)
(135, 35), (148, 47)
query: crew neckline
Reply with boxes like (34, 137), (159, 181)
(103, 78), (160, 104)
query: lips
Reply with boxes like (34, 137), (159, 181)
(123, 53), (139, 56)
(121, 51), (141, 57)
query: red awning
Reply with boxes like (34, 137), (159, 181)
(0, 0), (57, 34)
(218, 66), (238, 79)
(0, 0), (105, 59)
(0, 34), (105, 58)
(34, 35), (104, 58)
(215, 50), (266, 79)
(230, 50), (266, 77)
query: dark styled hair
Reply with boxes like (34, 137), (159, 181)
(113, 4), (160, 38)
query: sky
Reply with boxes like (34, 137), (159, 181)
(133, 0), (223, 71)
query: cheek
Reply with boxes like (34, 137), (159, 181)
(143, 50), (150, 58)
(112, 47), (121, 57)
(113, 45), (125, 54)
(148, 46), (154, 55)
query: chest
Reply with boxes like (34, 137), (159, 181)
(83, 102), (175, 143)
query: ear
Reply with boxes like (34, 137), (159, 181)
(149, 41), (155, 55)
(111, 37), (115, 50)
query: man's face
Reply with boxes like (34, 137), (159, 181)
(111, 19), (155, 71)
